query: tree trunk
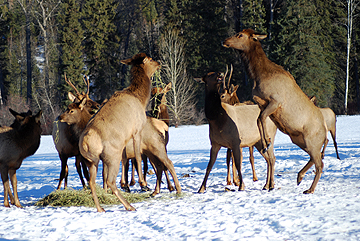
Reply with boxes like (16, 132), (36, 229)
(26, 1), (32, 105)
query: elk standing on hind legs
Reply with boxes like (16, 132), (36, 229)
(196, 72), (277, 193)
(0, 109), (42, 208)
(223, 29), (327, 193)
(52, 75), (100, 190)
(79, 53), (160, 212)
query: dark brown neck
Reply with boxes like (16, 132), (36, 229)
(126, 66), (151, 107)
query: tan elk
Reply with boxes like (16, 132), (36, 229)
(310, 96), (340, 159)
(223, 29), (327, 193)
(52, 75), (100, 190)
(124, 82), (174, 192)
(196, 71), (277, 193)
(0, 109), (42, 207)
(219, 66), (259, 185)
(79, 53), (160, 212)
(118, 116), (181, 196)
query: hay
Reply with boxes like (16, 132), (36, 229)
(35, 185), (151, 207)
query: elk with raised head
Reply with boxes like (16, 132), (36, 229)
(79, 53), (160, 212)
(196, 71), (277, 193)
(223, 29), (327, 193)
(52, 75), (100, 190)
(0, 109), (42, 207)
(309, 96), (340, 160)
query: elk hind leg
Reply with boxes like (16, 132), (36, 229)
(1, 169), (11, 207)
(249, 146), (258, 182)
(57, 154), (69, 190)
(9, 170), (21, 208)
(198, 144), (221, 193)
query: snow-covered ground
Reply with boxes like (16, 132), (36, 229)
(0, 115), (359, 240)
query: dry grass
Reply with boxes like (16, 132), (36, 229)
(35, 185), (151, 207)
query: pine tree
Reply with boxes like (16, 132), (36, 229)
(57, 0), (86, 107)
(82, 0), (119, 100)
(275, 0), (335, 107)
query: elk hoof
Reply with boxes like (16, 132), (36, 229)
(297, 173), (305, 185)
(168, 186), (175, 192)
(126, 205), (136, 211)
(121, 186), (131, 193)
(130, 180), (136, 186)
(141, 186), (151, 192)
(303, 189), (314, 194)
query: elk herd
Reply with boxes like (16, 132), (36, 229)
(0, 29), (340, 212)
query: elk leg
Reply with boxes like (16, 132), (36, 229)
(133, 133), (148, 191)
(164, 170), (175, 192)
(226, 148), (232, 185)
(8, 170), (21, 208)
(1, 169), (11, 207)
(232, 147), (245, 191)
(321, 138), (329, 159)
(232, 150), (240, 186)
(120, 151), (130, 193)
(164, 161), (181, 194)
(130, 159), (136, 186)
(142, 154), (149, 183)
(106, 160), (135, 211)
(297, 159), (314, 185)
(75, 156), (86, 188)
(303, 153), (324, 194)
(331, 130), (340, 160)
(81, 157), (90, 182)
(198, 144), (221, 193)
(249, 146), (258, 182)
(57, 154), (68, 190)
(151, 160), (163, 196)
(257, 100), (280, 153)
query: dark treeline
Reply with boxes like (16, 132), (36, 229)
(0, 0), (359, 133)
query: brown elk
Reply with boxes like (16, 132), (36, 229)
(118, 116), (181, 196)
(219, 66), (259, 185)
(223, 29), (327, 193)
(52, 75), (100, 190)
(79, 53), (160, 212)
(0, 109), (42, 207)
(310, 96), (340, 159)
(196, 71), (277, 193)
(124, 82), (174, 192)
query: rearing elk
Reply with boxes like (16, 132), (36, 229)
(223, 29), (327, 193)
(0, 109), (42, 208)
(52, 74), (100, 189)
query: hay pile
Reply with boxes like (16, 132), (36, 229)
(35, 185), (151, 207)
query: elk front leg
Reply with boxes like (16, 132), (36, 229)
(75, 156), (87, 188)
(1, 168), (11, 207)
(232, 147), (245, 191)
(56, 154), (69, 190)
(9, 170), (21, 208)
(255, 98), (280, 153)
(120, 151), (130, 193)
(226, 148), (232, 185)
(231, 149), (240, 186)
(198, 144), (221, 193)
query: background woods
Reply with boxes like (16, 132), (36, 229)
(0, 0), (359, 133)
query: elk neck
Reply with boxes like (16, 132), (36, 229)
(240, 43), (269, 82)
(126, 66), (152, 106)
(205, 88), (224, 121)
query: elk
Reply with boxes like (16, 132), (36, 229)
(310, 96), (340, 160)
(223, 29), (327, 193)
(118, 116), (181, 196)
(124, 82), (174, 192)
(52, 75), (100, 190)
(0, 109), (42, 208)
(79, 53), (160, 212)
(196, 71), (277, 193)
(219, 66), (259, 185)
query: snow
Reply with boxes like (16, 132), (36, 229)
(0, 115), (360, 240)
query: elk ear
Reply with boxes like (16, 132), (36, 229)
(252, 34), (267, 41)
(79, 98), (87, 110)
(194, 78), (204, 83)
(120, 58), (132, 65)
(68, 92), (79, 103)
(35, 110), (42, 123)
(9, 108), (19, 118)
(164, 82), (172, 92)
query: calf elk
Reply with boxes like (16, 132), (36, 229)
(0, 109), (42, 207)
(79, 53), (160, 212)
(223, 29), (327, 193)
(52, 75), (100, 189)
(196, 71), (277, 193)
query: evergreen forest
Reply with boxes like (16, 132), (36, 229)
(0, 0), (359, 133)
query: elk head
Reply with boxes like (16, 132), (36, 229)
(121, 53), (160, 79)
(222, 29), (267, 51)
